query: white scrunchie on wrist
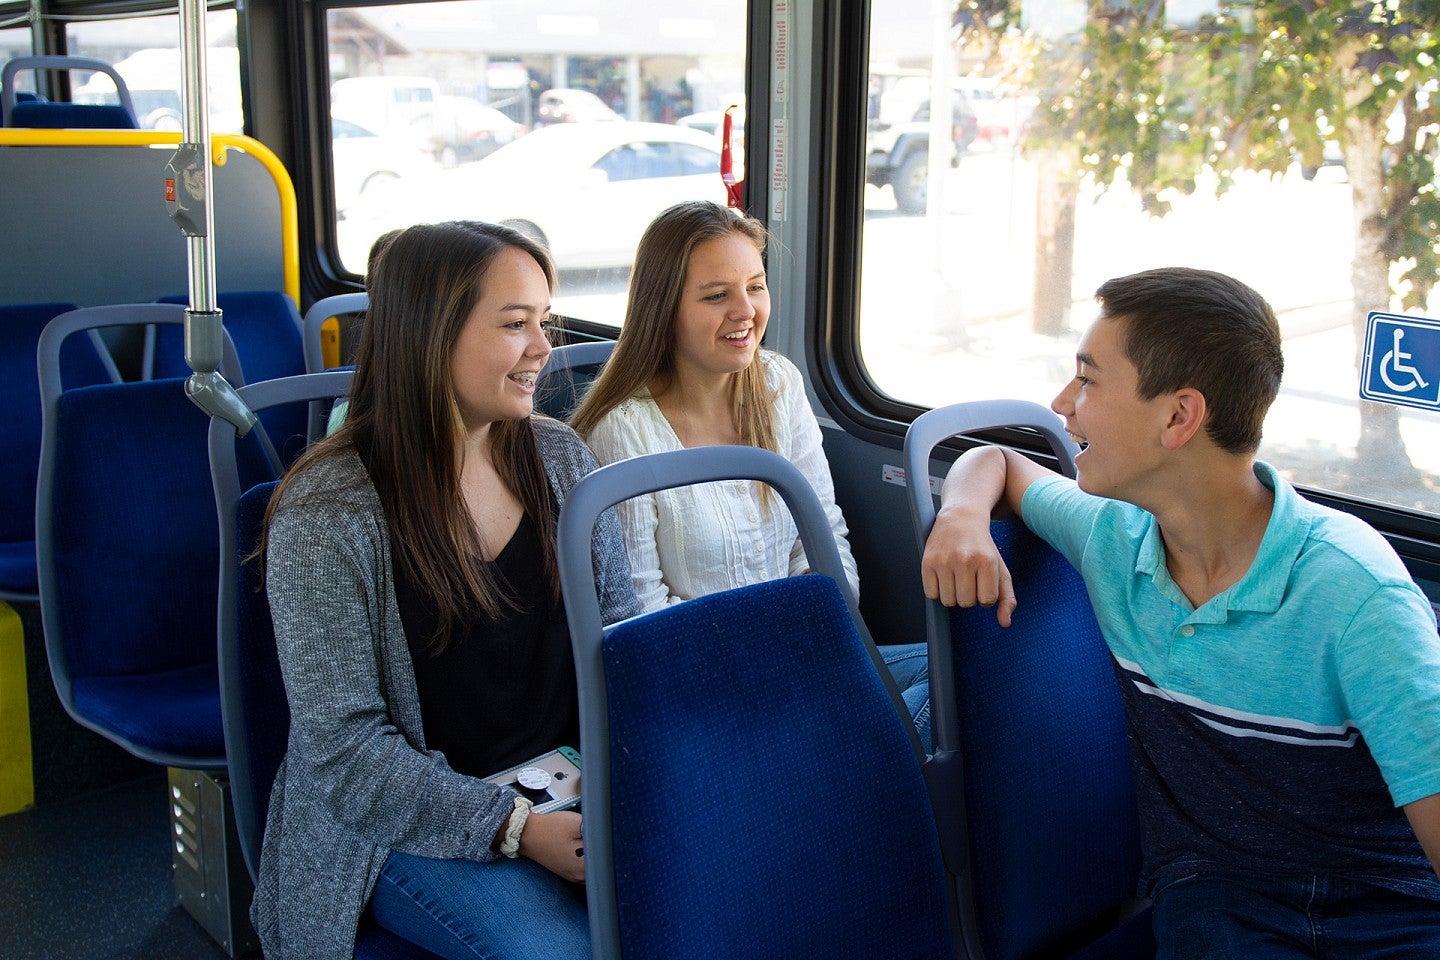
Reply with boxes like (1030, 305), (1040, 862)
(499, 796), (533, 858)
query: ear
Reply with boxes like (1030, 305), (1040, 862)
(1160, 388), (1206, 451)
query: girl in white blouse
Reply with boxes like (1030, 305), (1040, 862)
(570, 200), (930, 750)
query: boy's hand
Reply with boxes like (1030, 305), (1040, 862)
(921, 507), (1016, 627)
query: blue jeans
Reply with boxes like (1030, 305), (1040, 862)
(881, 642), (931, 754)
(369, 849), (589, 960)
(1152, 872), (1440, 959)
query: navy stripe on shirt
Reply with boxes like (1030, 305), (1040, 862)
(1115, 657), (1360, 747)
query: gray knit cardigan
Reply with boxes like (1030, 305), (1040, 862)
(251, 417), (639, 960)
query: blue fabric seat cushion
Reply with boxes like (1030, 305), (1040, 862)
(71, 661), (224, 758)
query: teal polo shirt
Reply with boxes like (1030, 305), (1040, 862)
(1022, 462), (1440, 896)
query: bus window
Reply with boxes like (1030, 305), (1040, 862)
(66, 12), (243, 133)
(0, 28), (31, 83)
(326, 0), (747, 328)
(859, 0), (1440, 517)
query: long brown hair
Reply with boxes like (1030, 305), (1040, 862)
(262, 220), (559, 649)
(569, 200), (776, 454)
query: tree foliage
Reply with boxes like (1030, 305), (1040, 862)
(959, 0), (1440, 306)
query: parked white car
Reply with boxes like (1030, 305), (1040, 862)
(413, 95), (524, 166)
(536, 88), (621, 125)
(343, 121), (727, 270)
(331, 116), (439, 213)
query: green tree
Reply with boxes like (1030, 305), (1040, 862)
(959, 0), (1440, 474)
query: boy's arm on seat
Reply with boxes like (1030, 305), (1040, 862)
(921, 446), (1053, 624)
(1404, 792), (1440, 879)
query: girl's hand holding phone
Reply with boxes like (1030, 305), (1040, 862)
(519, 810), (586, 883)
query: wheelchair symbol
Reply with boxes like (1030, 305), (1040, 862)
(1380, 327), (1430, 393)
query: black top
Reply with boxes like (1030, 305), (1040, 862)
(393, 510), (578, 778)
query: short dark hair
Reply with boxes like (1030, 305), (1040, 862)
(1096, 267), (1283, 454)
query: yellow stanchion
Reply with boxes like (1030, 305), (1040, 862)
(321, 316), (342, 370)
(0, 601), (34, 815)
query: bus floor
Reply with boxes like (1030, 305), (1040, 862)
(0, 770), (237, 959)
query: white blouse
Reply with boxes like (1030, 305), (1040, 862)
(584, 351), (861, 613)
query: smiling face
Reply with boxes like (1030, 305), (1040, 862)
(671, 231), (769, 385)
(450, 244), (553, 438)
(1051, 315), (1174, 503)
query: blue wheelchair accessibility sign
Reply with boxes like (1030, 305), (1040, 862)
(1360, 312), (1440, 412)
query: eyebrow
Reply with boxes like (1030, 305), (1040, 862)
(697, 273), (766, 291)
(498, 302), (549, 313)
(1076, 351), (1100, 370)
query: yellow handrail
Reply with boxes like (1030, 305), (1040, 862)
(0, 129), (299, 305)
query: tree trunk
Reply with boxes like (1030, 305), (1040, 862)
(1344, 111), (1414, 474)
(1032, 149), (1078, 336)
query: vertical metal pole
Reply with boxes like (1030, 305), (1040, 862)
(179, 0), (217, 314)
(167, 0), (255, 432)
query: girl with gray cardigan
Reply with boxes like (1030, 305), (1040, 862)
(252, 221), (639, 960)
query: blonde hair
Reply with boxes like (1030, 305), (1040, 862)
(570, 200), (776, 456)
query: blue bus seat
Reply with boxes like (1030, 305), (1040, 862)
(11, 100), (137, 128)
(903, 400), (1152, 960)
(35, 304), (250, 768)
(301, 291), (368, 373)
(157, 291), (308, 462)
(209, 370), (440, 960)
(300, 292), (367, 437)
(3, 90), (46, 124)
(1, 55), (138, 128)
(535, 337), (613, 421)
(0, 302), (118, 602)
(557, 445), (948, 959)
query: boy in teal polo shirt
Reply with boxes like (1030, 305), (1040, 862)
(922, 267), (1440, 957)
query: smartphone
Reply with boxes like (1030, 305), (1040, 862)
(483, 746), (581, 813)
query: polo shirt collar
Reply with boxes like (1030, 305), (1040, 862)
(1226, 461), (1309, 613)
(1131, 461), (1309, 617)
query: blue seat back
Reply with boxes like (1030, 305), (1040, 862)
(0, 301), (115, 600)
(10, 101), (138, 128)
(952, 519), (1143, 958)
(608, 578), (952, 959)
(1, 55), (138, 128)
(230, 482), (286, 867)
(299, 292), (368, 437)
(158, 291), (308, 461)
(301, 291), (368, 374)
(536, 338), (614, 420)
(558, 445), (947, 959)
(35, 304), (246, 767)
(48, 379), (226, 677)
(904, 400), (1147, 960)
